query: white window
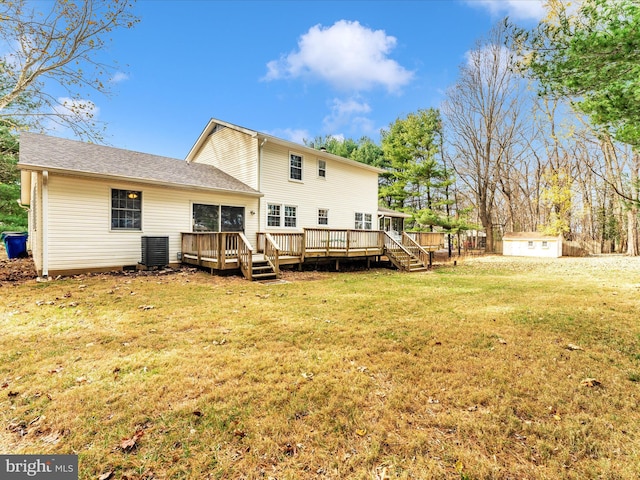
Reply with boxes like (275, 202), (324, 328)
(111, 189), (142, 230)
(542, 240), (549, 249)
(284, 205), (297, 227)
(290, 153), (303, 181)
(268, 204), (297, 228)
(267, 204), (281, 227)
(527, 241), (534, 249)
(355, 212), (363, 229)
(318, 159), (326, 178)
(355, 212), (373, 230)
(318, 208), (328, 226)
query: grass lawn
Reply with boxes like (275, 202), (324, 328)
(1, 255), (640, 479)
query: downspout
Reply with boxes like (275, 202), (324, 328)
(258, 137), (267, 232)
(42, 170), (49, 278)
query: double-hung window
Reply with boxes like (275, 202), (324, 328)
(268, 203), (297, 228)
(354, 212), (373, 230)
(318, 208), (328, 226)
(318, 159), (326, 178)
(267, 204), (281, 227)
(290, 153), (303, 181)
(284, 206), (297, 227)
(111, 189), (142, 230)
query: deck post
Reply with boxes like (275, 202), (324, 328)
(326, 229), (330, 256)
(197, 234), (202, 266)
(335, 259), (339, 271)
(218, 233), (224, 270)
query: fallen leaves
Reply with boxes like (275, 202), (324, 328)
(120, 429), (144, 453)
(581, 378), (602, 388)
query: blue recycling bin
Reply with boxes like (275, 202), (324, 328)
(1, 232), (28, 259)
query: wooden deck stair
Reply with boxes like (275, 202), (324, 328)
(384, 246), (428, 272)
(249, 256), (278, 281)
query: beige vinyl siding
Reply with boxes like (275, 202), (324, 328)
(189, 126), (259, 189)
(259, 143), (379, 231)
(45, 175), (259, 272)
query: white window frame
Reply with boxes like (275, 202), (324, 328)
(527, 241), (534, 249)
(267, 203), (281, 227)
(289, 152), (303, 182)
(541, 240), (549, 249)
(267, 203), (298, 228)
(318, 159), (326, 178)
(355, 212), (373, 230)
(318, 208), (329, 226)
(284, 205), (297, 227)
(111, 188), (142, 231)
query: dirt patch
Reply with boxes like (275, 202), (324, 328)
(0, 256), (37, 284)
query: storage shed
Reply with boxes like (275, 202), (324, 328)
(502, 232), (563, 258)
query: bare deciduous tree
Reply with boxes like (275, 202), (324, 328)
(0, 0), (138, 140)
(443, 24), (527, 252)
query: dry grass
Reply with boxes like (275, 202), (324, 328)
(1, 256), (640, 479)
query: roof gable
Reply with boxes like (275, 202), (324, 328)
(18, 132), (260, 196)
(186, 118), (385, 174)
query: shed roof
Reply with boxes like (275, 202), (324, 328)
(503, 232), (561, 241)
(17, 132), (261, 196)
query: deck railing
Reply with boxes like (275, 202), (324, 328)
(402, 232), (431, 267)
(237, 232), (253, 279)
(304, 228), (384, 254)
(181, 232), (242, 269)
(406, 231), (444, 250)
(264, 233), (281, 275)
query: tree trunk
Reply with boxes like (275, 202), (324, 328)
(627, 208), (639, 256)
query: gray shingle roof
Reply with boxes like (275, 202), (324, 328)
(17, 132), (260, 196)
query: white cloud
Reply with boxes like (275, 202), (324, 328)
(263, 20), (414, 93)
(322, 97), (374, 134)
(467, 0), (546, 21)
(110, 71), (129, 83)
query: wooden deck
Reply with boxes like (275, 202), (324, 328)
(181, 229), (444, 280)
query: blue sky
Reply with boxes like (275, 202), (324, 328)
(54, 0), (545, 159)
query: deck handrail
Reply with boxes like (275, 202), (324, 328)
(402, 232), (431, 268)
(383, 231), (415, 271)
(237, 232), (254, 280)
(181, 232), (222, 267)
(304, 228), (384, 253)
(406, 231), (445, 249)
(264, 233), (281, 276)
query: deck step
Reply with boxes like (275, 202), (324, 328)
(252, 272), (278, 280)
(250, 259), (278, 281)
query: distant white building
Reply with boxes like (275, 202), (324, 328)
(502, 232), (563, 258)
